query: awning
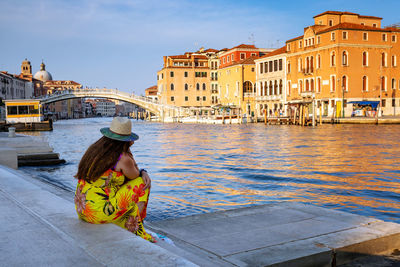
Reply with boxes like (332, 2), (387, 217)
(347, 101), (380, 108)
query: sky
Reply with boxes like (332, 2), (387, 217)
(1, 0), (399, 95)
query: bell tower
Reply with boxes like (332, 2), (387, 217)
(21, 58), (32, 76)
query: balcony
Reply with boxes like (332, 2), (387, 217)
(211, 89), (218, 94)
(302, 67), (314, 75)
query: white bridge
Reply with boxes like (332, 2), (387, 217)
(39, 88), (190, 121)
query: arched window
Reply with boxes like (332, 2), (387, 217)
(269, 81), (273, 95)
(279, 79), (282, 95)
(287, 81), (291, 95)
(392, 78), (396, 89)
(170, 83), (174, 90)
(382, 53), (386, 67)
(311, 79), (314, 92)
(299, 80), (303, 93)
(362, 76), (368, 91)
(274, 80), (278, 95)
(202, 83), (206, 90)
(362, 52), (368, 66)
(310, 56), (314, 72)
(317, 54), (321, 69)
(317, 77), (321, 93)
(305, 79), (310, 91)
(342, 51), (348, 66)
(264, 81), (267, 96)
(381, 76), (386, 91)
(342, 76), (347, 91)
(185, 83), (188, 90)
(331, 52), (336, 66)
(306, 57), (310, 73)
(196, 83), (200, 90)
(298, 58), (302, 72)
(287, 61), (291, 73)
(243, 81), (253, 94)
(331, 76), (336, 91)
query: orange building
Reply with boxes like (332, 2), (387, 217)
(285, 11), (400, 117)
(145, 85), (158, 101)
(157, 49), (218, 110)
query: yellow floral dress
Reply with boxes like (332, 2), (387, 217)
(74, 168), (155, 242)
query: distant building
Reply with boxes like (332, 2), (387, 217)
(0, 71), (33, 100)
(145, 85), (158, 101)
(95, 99), (116, 117)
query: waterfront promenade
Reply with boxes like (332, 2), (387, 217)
(1, 164), (400, 266)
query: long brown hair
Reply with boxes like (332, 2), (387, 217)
(75, 136), (132, 182)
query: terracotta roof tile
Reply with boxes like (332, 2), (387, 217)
(232, 44), (258, 49)
(258, 46), (286, 59)
(313, 11), (382, 20)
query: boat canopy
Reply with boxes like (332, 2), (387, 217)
(347, 101), (380, 108)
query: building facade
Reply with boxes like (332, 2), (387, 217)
(285, 11), (400, 117)
(95, 99), (116, 117)
(157, 48), (219, 109)
(145, 85), (158, 101)
(255, 46), (287, 119)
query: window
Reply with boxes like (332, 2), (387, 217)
(240, 53), (245, 60)
(362, 51), (368, 66)
(161, 73), (164, 79)
(381, 76), (386, 91)
(223, 57), (226, 64)
(185, 83), (188, 90)
(196, 83), (200, 90)
(362, 76), (368, 91)
(392, 78), (397, 89)
(269, 61), (273, 72)
(196, 96), (200, 101)
(202, 83), (206, 90)
(382, 99), (386, 107)
(279, 59), (282, 71)
(170, 96), (174, 101)
(392, 35), (397, 42)
(274, 60), (278, 71)
(298, 58), (302, 72)
(382, 53), (387, 67)
(317, 77), (321, 93)
(260, 63), (264, 74)
(170, 71), (174, 77)
(317, 54), (321, 69)
(299, 40), (302, 48)
(331, 75), (336, 92)
(203, 96), (206, 101)
(317, 36), (321, 44)
(287, 44), (291, 51)
(331, 32), (335, 41)
(184, 71), (188, 77)
(231, 54), (234, 61)
(185, 96), (188, 101)
(329, 20), (333, 26)
(287, 81), (291, 95)
(299, 80), (303, 93)
(331, 51), (336, 66)
(373, 23), (377, 28)
(392, 55), (397, 67)
(251, 53), (257, 56)
(363, 32), (368, 41)
(392, 99), (396, 107)
(342, 51), (348, 66)
(342, 76), (347, 91)
(264, 62), (268, 73)
(342, 31), (348, 40)
(382, 33), (387, 42)
(287, 61), (291, 73)
(170, 83), (174, 90)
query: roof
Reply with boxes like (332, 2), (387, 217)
(204, 48), (218, 53)
(230, 56), (259, 66)
(231, 44), (257, 49)
(286, 35), (304, 43)
(258, 46), (286, 59)
(168, 54), (208, 60)
(317, 22), (400, 34)
(145, 85), (157, 91)
(313, 11), (382, 20)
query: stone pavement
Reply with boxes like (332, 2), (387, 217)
(148, 203), (400, 266)
(0, 165), (196, 267)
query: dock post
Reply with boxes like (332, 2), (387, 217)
(264, 109), (267, 125)
(319, 105), (322, 125)
(299, 106), (303, 126)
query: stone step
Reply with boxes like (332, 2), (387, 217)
(18, 158), (66, 167)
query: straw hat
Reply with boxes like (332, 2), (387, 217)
(100, 117), (139, 142)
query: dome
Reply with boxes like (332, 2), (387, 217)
(34, 61), (53, 81)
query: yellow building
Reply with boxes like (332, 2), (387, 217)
(285, 11), (400, 117)
(217, 57), (258, 118)
(157, 49), (218, 111)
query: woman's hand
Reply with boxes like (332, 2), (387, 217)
(141, 171), (151, 190)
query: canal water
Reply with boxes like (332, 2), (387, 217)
(20, 117), (400, 223)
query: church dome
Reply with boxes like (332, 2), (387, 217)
(34, 61), (53, 81)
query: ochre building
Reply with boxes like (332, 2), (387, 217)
(285, 11), (400, 117)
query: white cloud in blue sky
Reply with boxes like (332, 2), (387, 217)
(0, 0), (399, 94)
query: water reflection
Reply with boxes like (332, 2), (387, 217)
(20, 119), (400, 222)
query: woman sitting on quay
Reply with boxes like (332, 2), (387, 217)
(74, 117), (155, 242)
